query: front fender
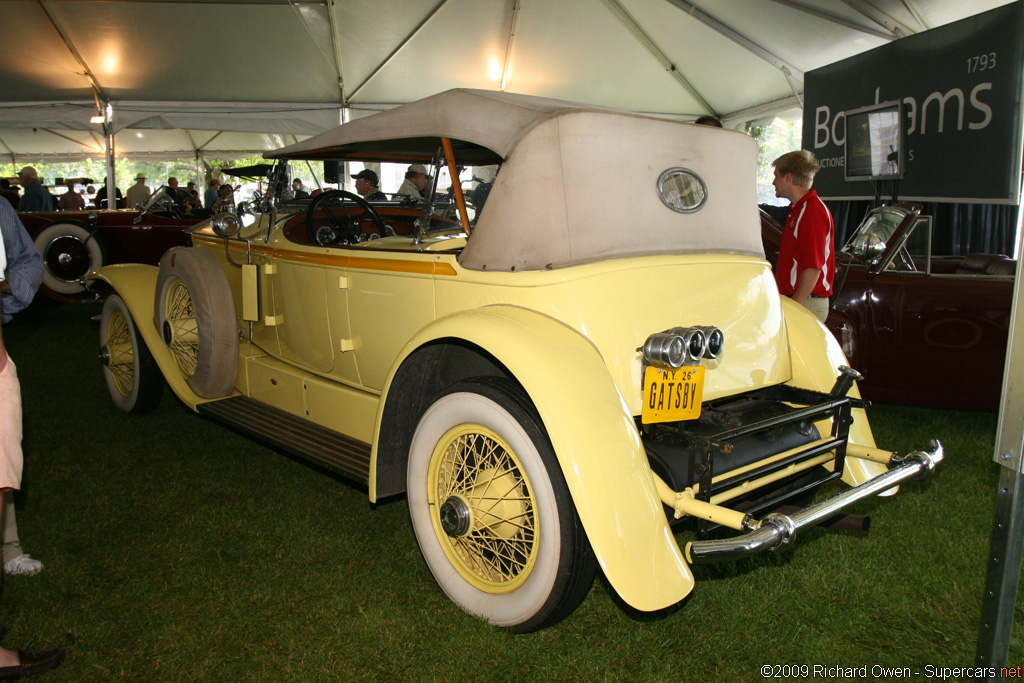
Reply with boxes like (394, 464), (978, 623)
(376, 305), (693, 612)
(90, 265), (207, 411)
(782, 298), (888, 486)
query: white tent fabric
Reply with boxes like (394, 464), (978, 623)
(0, 0), (1013, 162)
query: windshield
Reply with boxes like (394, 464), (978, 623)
(843, 207), (912, 262)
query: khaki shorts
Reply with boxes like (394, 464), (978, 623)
(0, 357), (23, 490)
(802, 297), (830, 323)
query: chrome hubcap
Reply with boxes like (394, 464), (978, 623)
(439, 495), (472, 537)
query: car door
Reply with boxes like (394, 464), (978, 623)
(345, 250), (437, 391)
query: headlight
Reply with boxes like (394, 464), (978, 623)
(211, 211), (241, 237)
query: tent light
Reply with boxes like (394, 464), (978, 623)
(90, 115), (105, 124)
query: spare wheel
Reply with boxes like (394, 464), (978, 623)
(154, 247), (238, 398)
(32, 221), (106, 295)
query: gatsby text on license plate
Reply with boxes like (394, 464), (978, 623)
(641, 365), (704, 424)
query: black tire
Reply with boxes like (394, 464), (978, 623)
(154, 247), (238, 398)
(99, 294), (163, 414)
(407, 377), (596, 632)
(32, 221), (106, 295)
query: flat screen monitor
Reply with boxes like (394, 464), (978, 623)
(844, 100), (904, 181)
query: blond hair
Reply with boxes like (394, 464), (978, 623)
(772, 150), (820, 188)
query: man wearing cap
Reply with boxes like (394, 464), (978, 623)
(126, 173), (151, 209)
(397, 164), (429, 200)
(14, 168), (53, 212)
(352, 169), (387, 201)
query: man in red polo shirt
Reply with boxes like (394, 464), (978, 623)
(771, 150), (834, 322)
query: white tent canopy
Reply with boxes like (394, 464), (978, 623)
(0, 0), (1013, 162)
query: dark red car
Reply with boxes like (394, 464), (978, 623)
(18, 187), (211, 302)
(762, 203), (1014, 410)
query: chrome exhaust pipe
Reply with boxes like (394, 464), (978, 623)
(685, 440), (943, 564)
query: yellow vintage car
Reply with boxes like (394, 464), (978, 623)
(92, 89), (942, 632)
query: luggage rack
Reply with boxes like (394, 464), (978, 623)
(688, 388), (856, 536)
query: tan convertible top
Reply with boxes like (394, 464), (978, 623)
(461, 106), (763, 271)
(268, 89), (595, 162)
(271, 89), (764, 271)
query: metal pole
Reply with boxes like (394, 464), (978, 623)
(103, 103), (116, 210)
(976, 169), (1024, 677)
(977, 467), (1024, 673)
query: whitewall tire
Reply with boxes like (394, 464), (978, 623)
(407, 377), (595, 632)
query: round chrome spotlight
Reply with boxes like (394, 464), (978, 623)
(211, 212), (241, 238)
(642, 332), (687, 368)
(702, 327), (724, 359)
(680, 327), (708, 361)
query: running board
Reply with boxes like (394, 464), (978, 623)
(197, 396), (371, 484)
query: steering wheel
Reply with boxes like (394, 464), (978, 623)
(305, 190), (386, 246)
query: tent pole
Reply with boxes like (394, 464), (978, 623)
(975, 144), (1024, 676)
(103, 103), (116, 209)
(197, 150), (206, 199)
(604, 0), (716, 116)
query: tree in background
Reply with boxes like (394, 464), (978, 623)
(2, 159), (194, 192)
(747, 117), (802, 206)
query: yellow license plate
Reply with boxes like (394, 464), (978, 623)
(641, 365), (705, 424)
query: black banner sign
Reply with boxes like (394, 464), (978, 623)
(802, 1), (1024, 203)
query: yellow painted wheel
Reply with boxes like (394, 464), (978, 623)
(154, 247), (238, 398)
(427, 424), (539, 593)
(162, 277), (199, 379)
(105, 306), (135, 397)
(408, 378), (596, 632)
(99, 294), (162, 414)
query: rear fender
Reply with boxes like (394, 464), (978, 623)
(782, 299), (887, 486)
(90, 265), (206, 411)
(375, 305), (693, 612)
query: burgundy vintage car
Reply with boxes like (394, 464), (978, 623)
(763, 203), (1014, 410)
(18, 187), (211, 302)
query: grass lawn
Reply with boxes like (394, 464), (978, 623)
(2, 300), (1021, 682)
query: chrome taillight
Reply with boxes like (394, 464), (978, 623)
(642, 331), (689, 369)
(641, 325), (722, 368)
(696, 326), (724, 359)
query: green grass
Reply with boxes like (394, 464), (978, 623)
(2, 301), (1021, 681)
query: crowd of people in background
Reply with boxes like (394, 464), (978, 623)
(3, 161), (457, 213)
(0, 167), (217, 213)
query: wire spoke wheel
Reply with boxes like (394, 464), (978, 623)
(105, 307), (135, 397)
(429, 425), (538, 592)
(154, 247), (238, 399)
(408, 378), (596, 632)
(99, 294), (163, 414)
(163, 278), (199, 378)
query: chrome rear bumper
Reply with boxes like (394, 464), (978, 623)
(685, 440), (944, 564)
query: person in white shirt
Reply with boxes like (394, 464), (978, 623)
(125, 173), (151, 208)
